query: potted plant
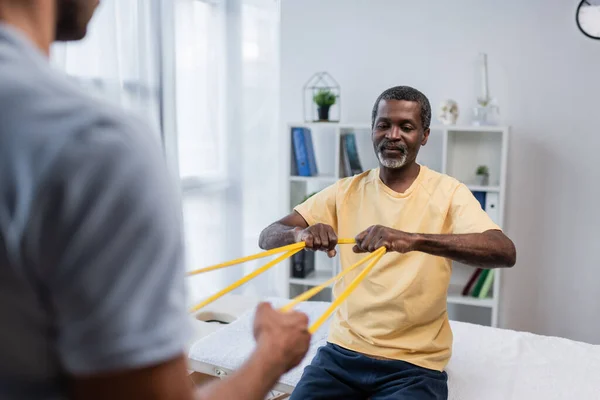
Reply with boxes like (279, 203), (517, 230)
(475, 165), (489, 186)
(313, 89), (337, 121)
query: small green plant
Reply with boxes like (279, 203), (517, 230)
(313, 89), (337, 107)
(476, 165), (489, 176)
(475, 165), (490, 186)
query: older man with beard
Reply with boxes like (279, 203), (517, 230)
(258, 86), (517, 400)
(0, 1), (310, 399)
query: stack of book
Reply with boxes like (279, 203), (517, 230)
(460, 189), (496, 299)
(461, 268), (494, 299)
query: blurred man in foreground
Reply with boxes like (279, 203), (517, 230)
(0, 1), (310, 399)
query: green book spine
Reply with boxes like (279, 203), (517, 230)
(478, 270), (495, 299)
(471, 269), (489, 297)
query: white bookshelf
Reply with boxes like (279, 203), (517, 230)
(284, 122), (509, 327)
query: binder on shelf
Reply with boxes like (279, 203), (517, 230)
(291, 127), (318, 177)
(340, 133), (363, 177)
(290, 137), (298, 175)
(291, 127), (311, 176)
(290, 249), (315, 279)
(484, 192), (500, 225)
(471, 191), (487, 210)
(302, 128), (318, 176)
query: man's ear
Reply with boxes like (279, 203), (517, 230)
(421, 128), (430, 146)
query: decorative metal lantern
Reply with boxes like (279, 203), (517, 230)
(303, 72), (340, 123)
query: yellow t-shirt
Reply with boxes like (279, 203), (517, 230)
(293, 165), (501, 371)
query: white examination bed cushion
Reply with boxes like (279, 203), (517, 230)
(188, 298), (600, 399)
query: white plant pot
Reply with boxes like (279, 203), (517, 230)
(475, 174), (489, 186)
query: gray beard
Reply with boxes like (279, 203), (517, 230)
(376, 141), (408, 169)
(377, 151), (408, 169)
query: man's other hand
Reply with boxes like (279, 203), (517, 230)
(253, 302), (311, 373)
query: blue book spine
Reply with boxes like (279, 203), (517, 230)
(303, 128), (318, 176)
(472, 191), (487, 210)
(292, 127), (311, 176)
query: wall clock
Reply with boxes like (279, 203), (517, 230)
(576, 0), (600, 40)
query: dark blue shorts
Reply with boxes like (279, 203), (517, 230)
(289, 342), (448, 400)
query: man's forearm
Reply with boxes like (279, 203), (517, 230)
(258, 222), (300, 250)
(195, 349), (284, 400)
(412, 230), (516, 268)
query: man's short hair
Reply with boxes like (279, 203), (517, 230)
(371, 86), (432, 130)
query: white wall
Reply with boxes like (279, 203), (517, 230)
(279, 0), (600, 344)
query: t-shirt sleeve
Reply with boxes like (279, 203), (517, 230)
(29, 120), (190, 375)
(293, 182), (339, 231)
(448, 183), (502, 234)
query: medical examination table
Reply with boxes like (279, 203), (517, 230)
(187, 294), (600, 399)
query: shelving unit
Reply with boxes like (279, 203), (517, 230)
(283, 122), (509, 327)
(289, 176), (337, 184)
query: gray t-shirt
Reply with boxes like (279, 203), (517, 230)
(0, 24), (190, 398)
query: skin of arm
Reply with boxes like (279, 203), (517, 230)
(70, 351), (285, 400)
(258, 211), (308, 250)
(70, 355), (195, 400)
(412, 229), (516, 268)
(353, 225), (516, 269)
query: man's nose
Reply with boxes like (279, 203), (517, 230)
(387, 125), (402, 140)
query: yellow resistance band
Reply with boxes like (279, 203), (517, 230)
(189, 247), (303, 313)
(187, 238), (356, 277)
(187, 238), (383, 331)
(308, 246), (387, 334)
(279, 248), (386, 312)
